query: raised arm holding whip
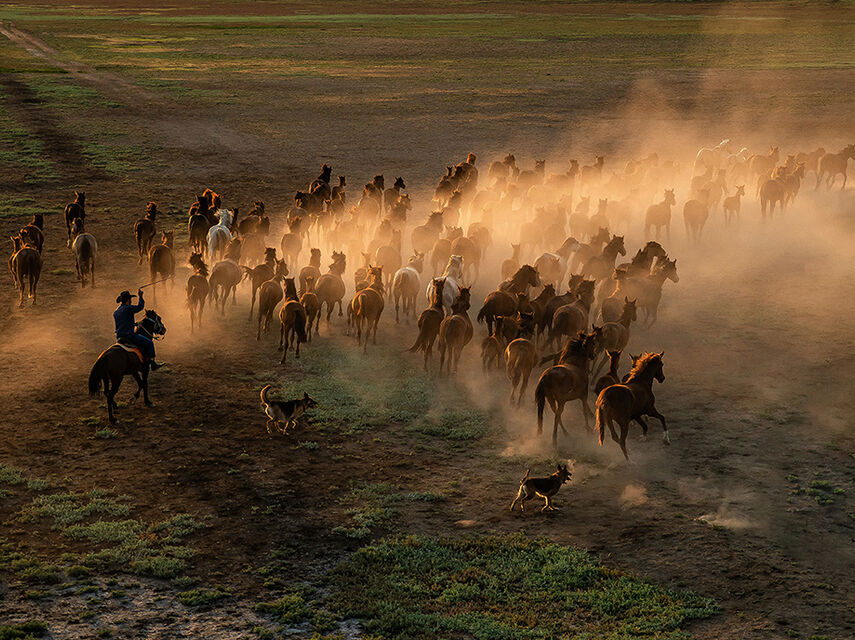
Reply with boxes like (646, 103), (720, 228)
(114, 288), (164, 370)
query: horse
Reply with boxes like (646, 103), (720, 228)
(134, 202), (157, 264)
(10, 236), (41, 307)
(430, 227), (459, 276)
(242, 249), (281, 319)
(411, 211), (444, 256)
(581, 234), (625, 282)
(749, 146), (780, 190)
(425, 254), (463, 314)
(147, 230), (175, 300)
(693, 139), (731, 176)
(298, 248), (321, 294)
(408, 278), (445, 371)
(644, 189), (676, 241)
(759, 177), (786, 219)
(437, 287), (473, 375)
(64, 191), (85, 246)
(504, 312), (537, 406)
(594, 349), (622, 395)
(350, 266), (385, 353)
(374, 230), (402, 294)
(534, 331), (599, 448)
(278, 278), (308, 362)
(70, 217), (98, 288)
(208, 238), (242, 313)
(722, 185), (744, 225)
(569, 227), (609, 273)
(315, 251), (346, 324)
(500, 244), (521, 281)
(549, 280), (595, 349)
(481, 316), (505, 372)
(595, 352), (669, 460)
(88, 310), (166, 424)
(300, 276), (321, 341)
(256, 260), (288, 341)
(477, 264), (540, 336)
(683, 188), (710, 242)
(186, 253), (210, 333)
(624, 257), (679, 326)
(593, 298), (636, 377)
(450, 234), (480, 284)
(207, 209), (233, 262)
(280, 216), (304, 267)
(815, 144), (855, 190)
(392, 252), (424, 323)
(19, 214), (44, 253)
(188, 194), (213, 256)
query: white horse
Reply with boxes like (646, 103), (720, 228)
(426, 254), (462, 314)
(693, 138), (731, 176)
(392, 253), (424, 323)
(207, 209), (233, 262)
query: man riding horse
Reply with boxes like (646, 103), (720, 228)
(114, 289), (164, 369)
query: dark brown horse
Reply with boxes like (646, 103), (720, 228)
(315, 251), (346, 323)
(278, 278), (308, 362)
(256, 260), (288, 341)
(549, 280), (595, 348)
(209, 238), (243, 313)
(186, 253), (209, 332)
(147, 230), (175, 300)
(350, 266), (385, 353)
(438, 287), (472, 375)
(10, 236), (41, 306)
(481, 316), (505, 372)
(188, 194), (213, 256)
(242, 248), (280, 319)
(64, 191), (85, 247)
(19, 214), (44, 253)
(300, 276), (321, 341)
(71, 217), (98, 288)
(594, 349), (621, 395)
(408, 277), (445, 370)
(477, 265), (540, 335)
(596, 351), (668, 460)
(299, 248), (321, 294)
(88, 310), (166, 424)
(134, 202), (158, 264)
(535, 331), (598, 448)
(504, 312), (537, 405)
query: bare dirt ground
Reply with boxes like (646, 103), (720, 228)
(1, 2), (855, 639)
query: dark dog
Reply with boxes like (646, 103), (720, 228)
(260, 386), (318, 434)
(509, 464), (572, 512)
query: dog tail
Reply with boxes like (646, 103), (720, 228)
(535, 378), (546, 433)
(260, 384), (271, 405)
(595, 394), (607, 446)
(88, 356), (104, 396)
(520, 467), (530, 484)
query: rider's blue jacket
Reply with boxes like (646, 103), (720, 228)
(114, 296), (145, 339)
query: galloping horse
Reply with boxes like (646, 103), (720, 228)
(425, 254), (463, 314)
(88, 310), (166, 424)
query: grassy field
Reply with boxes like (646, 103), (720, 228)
(2, 2), (855, 639)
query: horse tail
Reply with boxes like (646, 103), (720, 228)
(535, 378), (546, 433)
(595, 395), (607, 446)
(88, 355), (104, 396)
(476, 303), (488, 324)
(295, 310), (307, 343)
(407, 316), (432, 352)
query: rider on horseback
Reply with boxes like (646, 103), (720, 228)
(114, 289), (164, 370)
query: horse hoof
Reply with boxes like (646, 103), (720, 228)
(663, 433), (671, 445)
(145, 401), (155, 407)
(639, 434), (647, 442)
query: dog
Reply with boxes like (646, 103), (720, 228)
(509, 464), (572, 512)
(259, 385), (318, 434)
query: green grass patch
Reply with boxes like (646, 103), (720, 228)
(328, 534), (718, 640)
(177, 585), (231, 607)
(94, 428), (118, 439)
(255, 589), (311, 625)
(0, 621), (48, 640)
(331, 482), (445, 540)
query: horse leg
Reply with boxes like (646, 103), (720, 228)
(337, 299), (343, 317)
(249, 288), (256, 320)
(395, 294), (400, 324)
(277, 321), (284, 351)
(438, 344), (446, 376)
(580, 397), (593, 429)
(649, 408), (670, 444)
(636, 415), (650, 440)
(372, 316), (379, 344)
(517, 370), (531, 407)
(618, 421), (630, 461)
(131, 371), (144, 404)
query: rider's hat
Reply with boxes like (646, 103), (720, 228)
(116, 290), (136, 304)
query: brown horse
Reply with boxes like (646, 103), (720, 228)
(596, 352), (668, 460)
(481, 316), (505, 372)
(594, 299), (636, 377)
(10, 236), (41, 306)
(19, 214), (44, 253)
(683, 189), (710, 242)
(186, 253), (210, 332)
(549, 279), (595, 348)
(504, 312), (537, 405)
(815, 144), (855, 190)
(242, 248), (280, 319)
(374, 230), (402, 294)
(350, 266), (385, 353)
(722, 185), (744, 225)
(438, 287), (472, 375)
(594, 349), (621, 395)
(581, 234), (625, 282)
(298, 248), (321, 294)
(392, 252), (424, 323)
(209, 238), (243, 313)
(759, 176), (786, 219)
(280, 216), (304, 267)
(64, 191), (85, 246)
(644, 189), (676, 241)
(500, 243), (521, 281)
(535, 331), (598, 447)
(134, 202), (157, 264)
(477, 265), (540, 335)
(147, 230), (175, 299)
(278, 278), (308, 362)
(88, 310), (166, 424)
(315, 251), (347, 324)
(255, 260), (288, 340)
(70, 217), (98, 288)
(300, 276), (321, 341)
(408, 277), (445, 370)
(450, 234), (480, 284)
(188, 194), (213, 257)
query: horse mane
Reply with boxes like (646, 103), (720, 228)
(557, 333), (586, 364)
(625, 352), (661, 382)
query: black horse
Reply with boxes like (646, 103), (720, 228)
(88, 310), (166, 424)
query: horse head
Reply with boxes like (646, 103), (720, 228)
(142, 309), (167, 337)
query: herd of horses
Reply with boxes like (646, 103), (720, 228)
(7, 138), (853, 457)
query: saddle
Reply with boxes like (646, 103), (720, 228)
(114, 340), (143, 363)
